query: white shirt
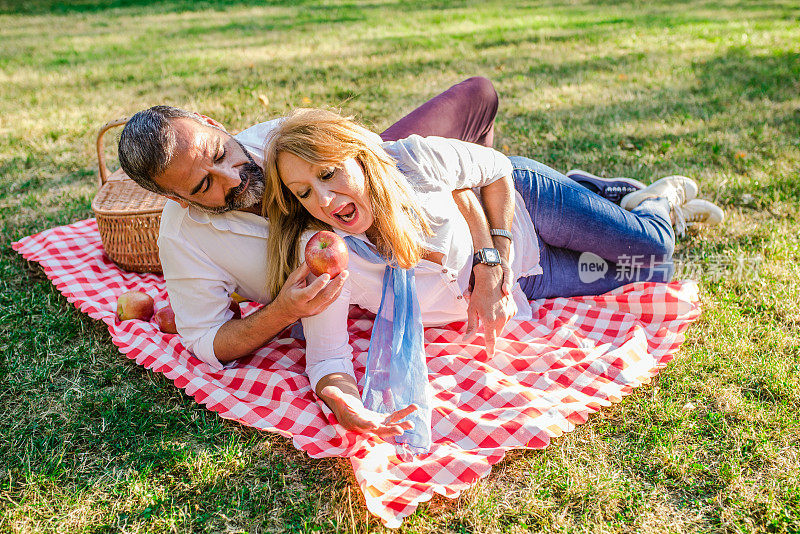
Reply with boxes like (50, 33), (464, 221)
(158, 120), (281, 370)
(158, 124), (541, 375)
(300, 135), (542, 390)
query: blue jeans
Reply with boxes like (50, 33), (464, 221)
(511, 156), (675, 299)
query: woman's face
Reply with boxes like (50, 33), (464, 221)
(278, 152), (374, 235)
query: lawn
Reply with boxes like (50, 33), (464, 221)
(1, 0), (799, 532)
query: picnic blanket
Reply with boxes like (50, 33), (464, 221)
(13, 218), (701, 527)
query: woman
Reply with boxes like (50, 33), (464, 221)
(262, 109), (723, 450)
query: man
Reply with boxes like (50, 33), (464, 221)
(118, 77), (511, 370)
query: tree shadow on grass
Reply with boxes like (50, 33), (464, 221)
(0, 0), (476, 16)
(0, 266), (348, 530)
(0, 0), (276, 16)
(694, 47), (800, 103)
(496, 47), (800, 196)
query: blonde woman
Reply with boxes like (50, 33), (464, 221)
(263, 109), (722, 450)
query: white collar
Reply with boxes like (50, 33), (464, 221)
(185, 206), (269, 238)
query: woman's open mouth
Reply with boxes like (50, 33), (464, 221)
(332, 202), (358, 225)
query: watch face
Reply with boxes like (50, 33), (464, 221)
(483, 248), (501, 264)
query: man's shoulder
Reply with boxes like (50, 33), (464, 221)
(159, 202), (270, 244)
(158, 201), (224, 244)
(158, 200), (195, 240)
(234, 118), (284, 153)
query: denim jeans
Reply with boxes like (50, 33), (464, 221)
(511, 156), (675, 300)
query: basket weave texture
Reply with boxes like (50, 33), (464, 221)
(91, 118), (165, 273)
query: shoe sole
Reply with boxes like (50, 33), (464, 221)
(566, 169), (646, 203)
(566, 169), (647, 190)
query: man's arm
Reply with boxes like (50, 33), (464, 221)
(452, 177), (517, 356)
(452, 183), (514, 290)
(160, 221), (346, 366)
(475, 174), (515, 281)
(213, 263), (347, 362)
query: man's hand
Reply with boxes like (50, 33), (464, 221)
(273, 262), (349, 322)
(320, 385), (416, 439)
(464, 262), (517, 356)
(213, 262), (347, 362)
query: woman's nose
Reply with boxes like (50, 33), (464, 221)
(318, 187), (335, 207)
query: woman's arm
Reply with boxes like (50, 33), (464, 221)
(302, 270), (418, 438)
(315, 373), (416, 439)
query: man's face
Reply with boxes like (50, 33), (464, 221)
(154, 117), (266, 213)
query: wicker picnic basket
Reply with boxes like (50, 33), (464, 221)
(91, 118), (166, 273)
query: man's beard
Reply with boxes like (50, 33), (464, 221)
(186, 137), (266, 214)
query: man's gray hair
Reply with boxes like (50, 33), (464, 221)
(118, 105), (204, 195)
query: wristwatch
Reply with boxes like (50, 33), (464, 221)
(472, 247), (502, 266)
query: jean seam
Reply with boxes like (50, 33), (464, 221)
(512, 166), (605, 199)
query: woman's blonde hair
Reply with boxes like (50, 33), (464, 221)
(263, 108), (432, 298)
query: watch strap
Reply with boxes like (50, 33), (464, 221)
(472, 248), (501, 266)
(490, 228), (513, 241)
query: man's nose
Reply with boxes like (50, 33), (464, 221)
(218, 167), (242, 189)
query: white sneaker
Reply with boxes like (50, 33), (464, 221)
(682, 199), (725, 226)
(620, 175), (699, 211)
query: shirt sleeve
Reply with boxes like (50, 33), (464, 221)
(158, 232), (238, 370)
(388, 135), (513, 191)
(301, 281), (356, 391)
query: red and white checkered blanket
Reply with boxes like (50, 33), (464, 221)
(13, 219), (701, 527)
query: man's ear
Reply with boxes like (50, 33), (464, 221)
(196, 113), (227, 132)
(165, 194), (190, 209)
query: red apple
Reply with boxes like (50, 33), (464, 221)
(153, 304), (178, 334)
(304, 230), (349, 277)
(116, 291), (154, 321)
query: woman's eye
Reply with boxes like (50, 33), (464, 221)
(296, 189), (310, 199)
(320, 169), (335, 180)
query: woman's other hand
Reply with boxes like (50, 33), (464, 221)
(320, 385), (417, 440)
(464, 261), (517, 356)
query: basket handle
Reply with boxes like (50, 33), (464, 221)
(96, 117), (129, 186)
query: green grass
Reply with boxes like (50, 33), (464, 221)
(1, 0), (799, 532)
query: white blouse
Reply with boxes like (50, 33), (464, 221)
(302, 135), (543, 390)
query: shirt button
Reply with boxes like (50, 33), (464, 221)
(457, 295), (463, 300)
(441, 268), (448, 273)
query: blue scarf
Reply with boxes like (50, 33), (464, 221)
(344, 236), (432, 454)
